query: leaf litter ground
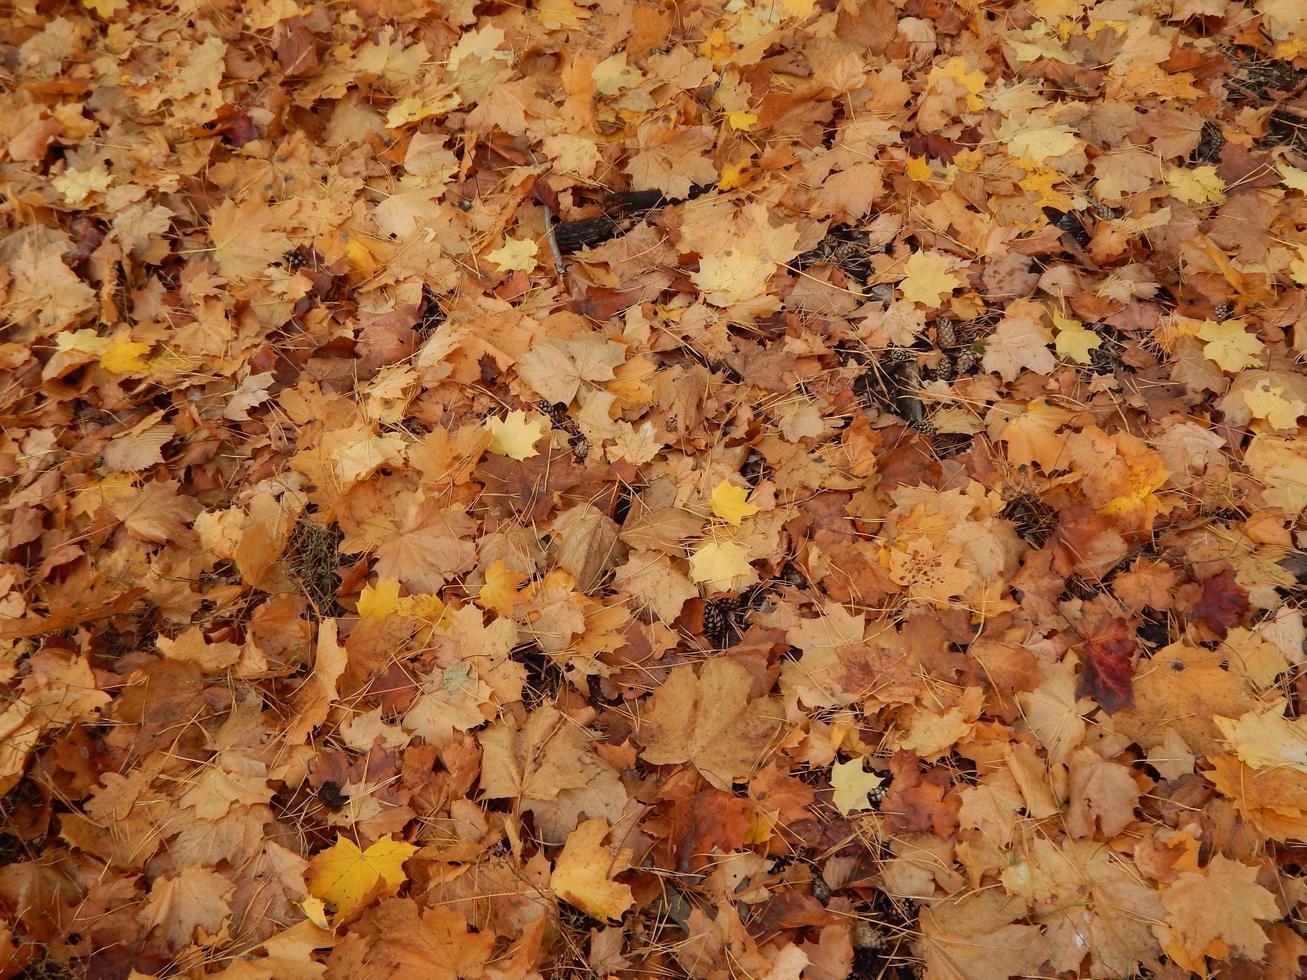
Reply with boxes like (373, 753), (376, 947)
(2, 0), (1307, 977)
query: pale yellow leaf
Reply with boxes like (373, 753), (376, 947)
(485, 410), (546, 460)
(486, 237), (538, 273)
(831, 758), (884, 816)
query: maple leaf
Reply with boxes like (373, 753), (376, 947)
(1156, 856), (1279, 970)
(709, 479), (759, 525)
(687, 540), (756, 590)
(830, 758), (884, 816)
(982, 303), (1056, 381)
(484, 409), (546, 460)
(639, 658), (784, 790)
(356, 577), (399, 618)
(1187, 569), (1248, 638)
(476, 559), (528, 615)
(551, 818), (635, 921)
(898, 250), (964, 307)
(1164, 165), (1225, 205)
(918, 892), (1047, 980)
(1242, 379), (1306, 430)
(1213, 702), (1307, 774)
(208, 198), (292, 279)
(305, 834), (417, 920)
(516, 335), (627, 406)
(691, 248), (775, 306)
(80, 0), (128, 16)
(98, 335), (151, 374)
(486, 236), (538, 272)
(1076, 616), (1136, 713)
(1198, 319), (1264, 372)
(1067, 747), (1140, 839)
(143, 867), (233, 950)
(331, 899), (495, 980)
(52, 163), (113, 205)
(1052, 312), (1102, 364)
(210, 919), (334, 980)
(611, 549), (697, 622)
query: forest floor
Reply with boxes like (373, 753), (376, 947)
(3, 0), (1307, 977)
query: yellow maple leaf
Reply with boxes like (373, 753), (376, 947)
(52, 164), (113, 205)
(691, 248), (774, 306)
(830, 758), (884, 816)
(1243, 379), (1306, 431)
(1019, 163), (1076, 210)
(99, 336), (152, 374)
(486, 237), (538, 273)
(717, 157), (756, 191)
(1164, 165), (1225, 205)
(1198, 319), (1264, 373)
(1214, 703), (1307, 773)
(709, 479), (759, 525)
(898, 251), (963, 308)
(1052, 312), (1102, 364)
(477, 560), (528, 616)
(688, 540), (756, 590)
(928, 57), (986, 110)
(81, 0), (128, 16)
(485, 410), (546, 460)
(396, 592), (449, 627)
(305, 834), (417, 920)
(56, 329), (110, 357)
(551, 819), (634, 921)
(300, 897), (329, 928)
(1278, 164), (1307, 193)
(906, 155), (933, 182)
(1289, 244), (1307, 287)
(357, 577), (400, 618)
(727, 111), (758, 132)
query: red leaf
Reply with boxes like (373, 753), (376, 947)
(881, 750), (959, 838)
(1077, 616), (1136, 713)
(1187, 569), (1248, 639)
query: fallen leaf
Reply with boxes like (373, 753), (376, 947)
(830, 758), (884, 816)
(1157, 856), (1279, 970)
(551, 818), (635, 921)
(486, 236), (538, 272)
(305, 834), (417, 920)
(898, 251), (964, 307)
(485, 409), (546, 460)
(709, 479), (759, 525)
(639, 658), (784, 790)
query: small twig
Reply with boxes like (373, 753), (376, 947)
(1226, 76), (1307, 120)
(543, 207), (568, 282)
